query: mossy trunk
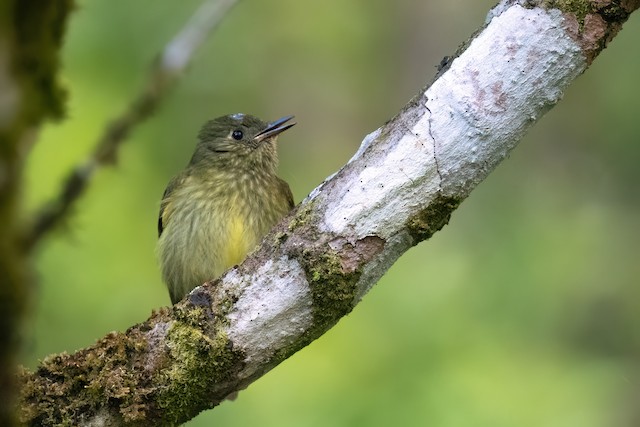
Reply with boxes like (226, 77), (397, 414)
(0, 1), (72, 425)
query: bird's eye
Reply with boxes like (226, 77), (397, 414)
(232, 129), (243, 140)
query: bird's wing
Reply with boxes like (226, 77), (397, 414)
(158, 174), (184, 237)
(277, 177), (295, 210)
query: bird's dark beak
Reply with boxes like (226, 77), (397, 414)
(254, 115), (296, 142)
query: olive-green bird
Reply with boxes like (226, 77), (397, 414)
(158, 113), (295, 304)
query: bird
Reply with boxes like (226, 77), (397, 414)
(157, 113), (295, 304)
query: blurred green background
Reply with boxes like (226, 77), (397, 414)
(22, 1), (640, 426)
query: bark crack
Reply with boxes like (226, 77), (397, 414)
(424, 98), (443, 191)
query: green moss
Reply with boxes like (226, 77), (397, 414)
(18, 330), (148, 426)
(406, 195), (460, 245)
(287, 198), (316, 232)
(154, 320), (240, 425)
(286, 198), (362, 333)
(273, 198), (362, 360)
(268, 246), (361, 366)
(543, 0), (592, 20)
(528, 0), (635, 28)
(175, 302), (214, 328)
(306, 250), (359, 328)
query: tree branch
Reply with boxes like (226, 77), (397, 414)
(18, 0), (640, 425)
(19, 0), (239, 252)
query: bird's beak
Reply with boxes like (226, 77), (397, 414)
(254, 115), (296, 142)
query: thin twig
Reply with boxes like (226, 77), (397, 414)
(21, 0), (239, 252)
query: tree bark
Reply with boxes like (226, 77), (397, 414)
(0, 2), (72, 426)
(17, 0), (640, 426)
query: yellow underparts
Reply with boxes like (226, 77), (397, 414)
(222, 213), (250, 269)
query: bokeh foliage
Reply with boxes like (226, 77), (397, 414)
(23, 1), (640, 426)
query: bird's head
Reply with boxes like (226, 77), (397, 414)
(191, 113), (295, 172)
